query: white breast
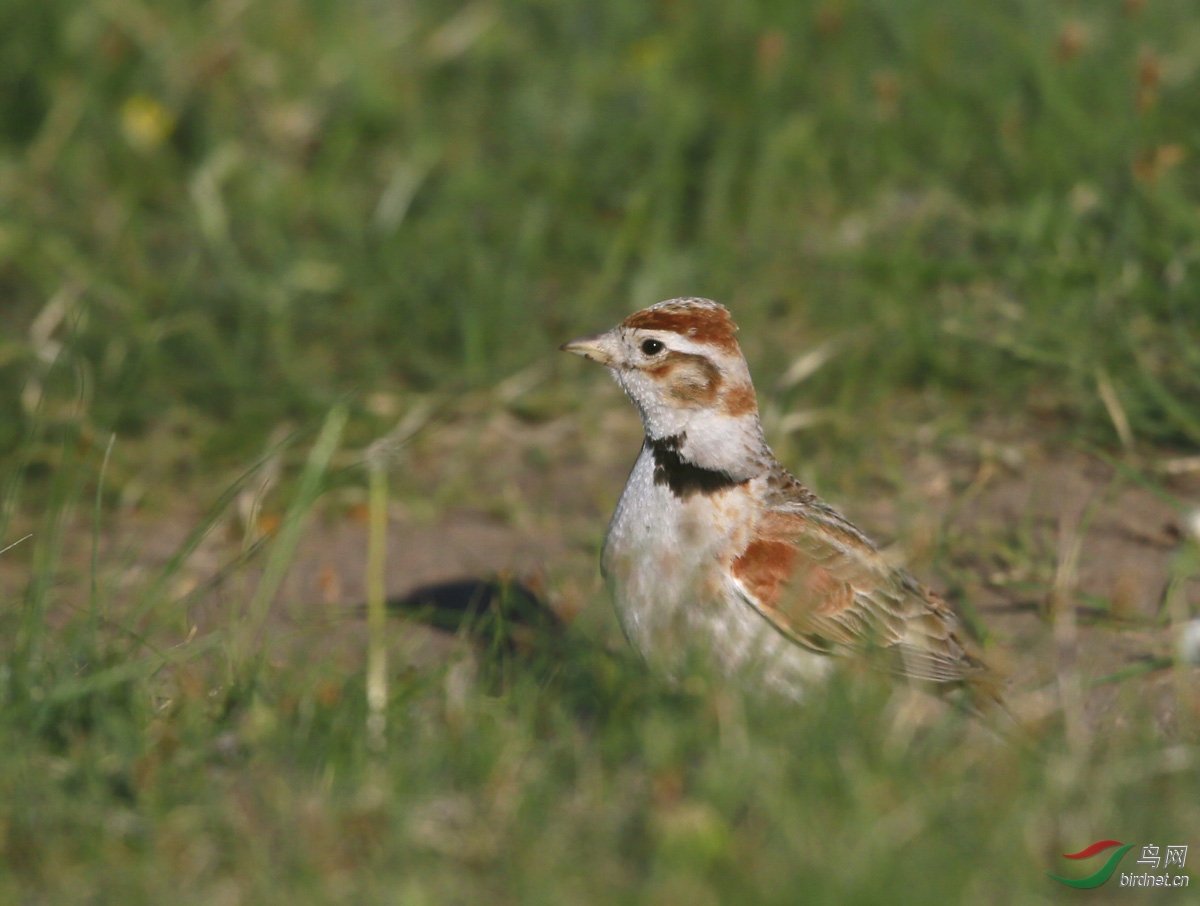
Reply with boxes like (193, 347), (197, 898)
(600, 443), (830, 696)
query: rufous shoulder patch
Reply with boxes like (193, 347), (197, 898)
(731, 510), (857, 617)
(731, 536), (795, 608)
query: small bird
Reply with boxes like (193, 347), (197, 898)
(563, 297), (1001, 703)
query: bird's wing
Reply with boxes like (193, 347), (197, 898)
(728, 473), (992, 686)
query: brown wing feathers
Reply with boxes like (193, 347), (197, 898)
(731, 470), (995, 689)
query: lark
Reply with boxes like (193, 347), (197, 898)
(563, 297), (1000, 703)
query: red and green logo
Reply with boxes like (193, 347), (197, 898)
(1047, 840), (1134, 888)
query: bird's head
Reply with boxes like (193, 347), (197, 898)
(562, 298), (767, 476)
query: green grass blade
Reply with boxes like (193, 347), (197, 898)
(234, 404), (348, 678)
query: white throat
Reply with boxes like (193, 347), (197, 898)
(612, 369), (769, 481)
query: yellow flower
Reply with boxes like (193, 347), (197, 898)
(121, 94), (175, 151)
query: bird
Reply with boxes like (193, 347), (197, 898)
(562, 297), (1002, 705)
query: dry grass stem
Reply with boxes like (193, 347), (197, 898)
(1095, 368), (1134, 451)
(365, 398), (433, 468)
(366, 459), (389, 753)
(1051, 514), (1089, 759)
(777, 336), (846, 389)
(0, 533), (33, 557)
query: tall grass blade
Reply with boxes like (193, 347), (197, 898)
(234, 405), (348, 678)
(366, 458), (388, 752)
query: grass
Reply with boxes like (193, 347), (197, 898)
(2, 0), (1200, 902)
(4, 0), (1200, 460)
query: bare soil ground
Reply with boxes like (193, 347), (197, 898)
(6, 389), (1199, 735)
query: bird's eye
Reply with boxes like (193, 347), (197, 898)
(641, 339), (665, 356)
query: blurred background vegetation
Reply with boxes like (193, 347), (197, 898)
(3, 1), (1200, 903)
(3, 0), (1199, 467)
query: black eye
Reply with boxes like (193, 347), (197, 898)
(641, 339), (665, 356)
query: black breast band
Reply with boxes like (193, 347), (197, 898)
(648, 434), (745, 499)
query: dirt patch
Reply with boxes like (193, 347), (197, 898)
(4, 394), (1198, 734)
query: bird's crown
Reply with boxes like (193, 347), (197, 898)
(620, 297), (740, 353)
